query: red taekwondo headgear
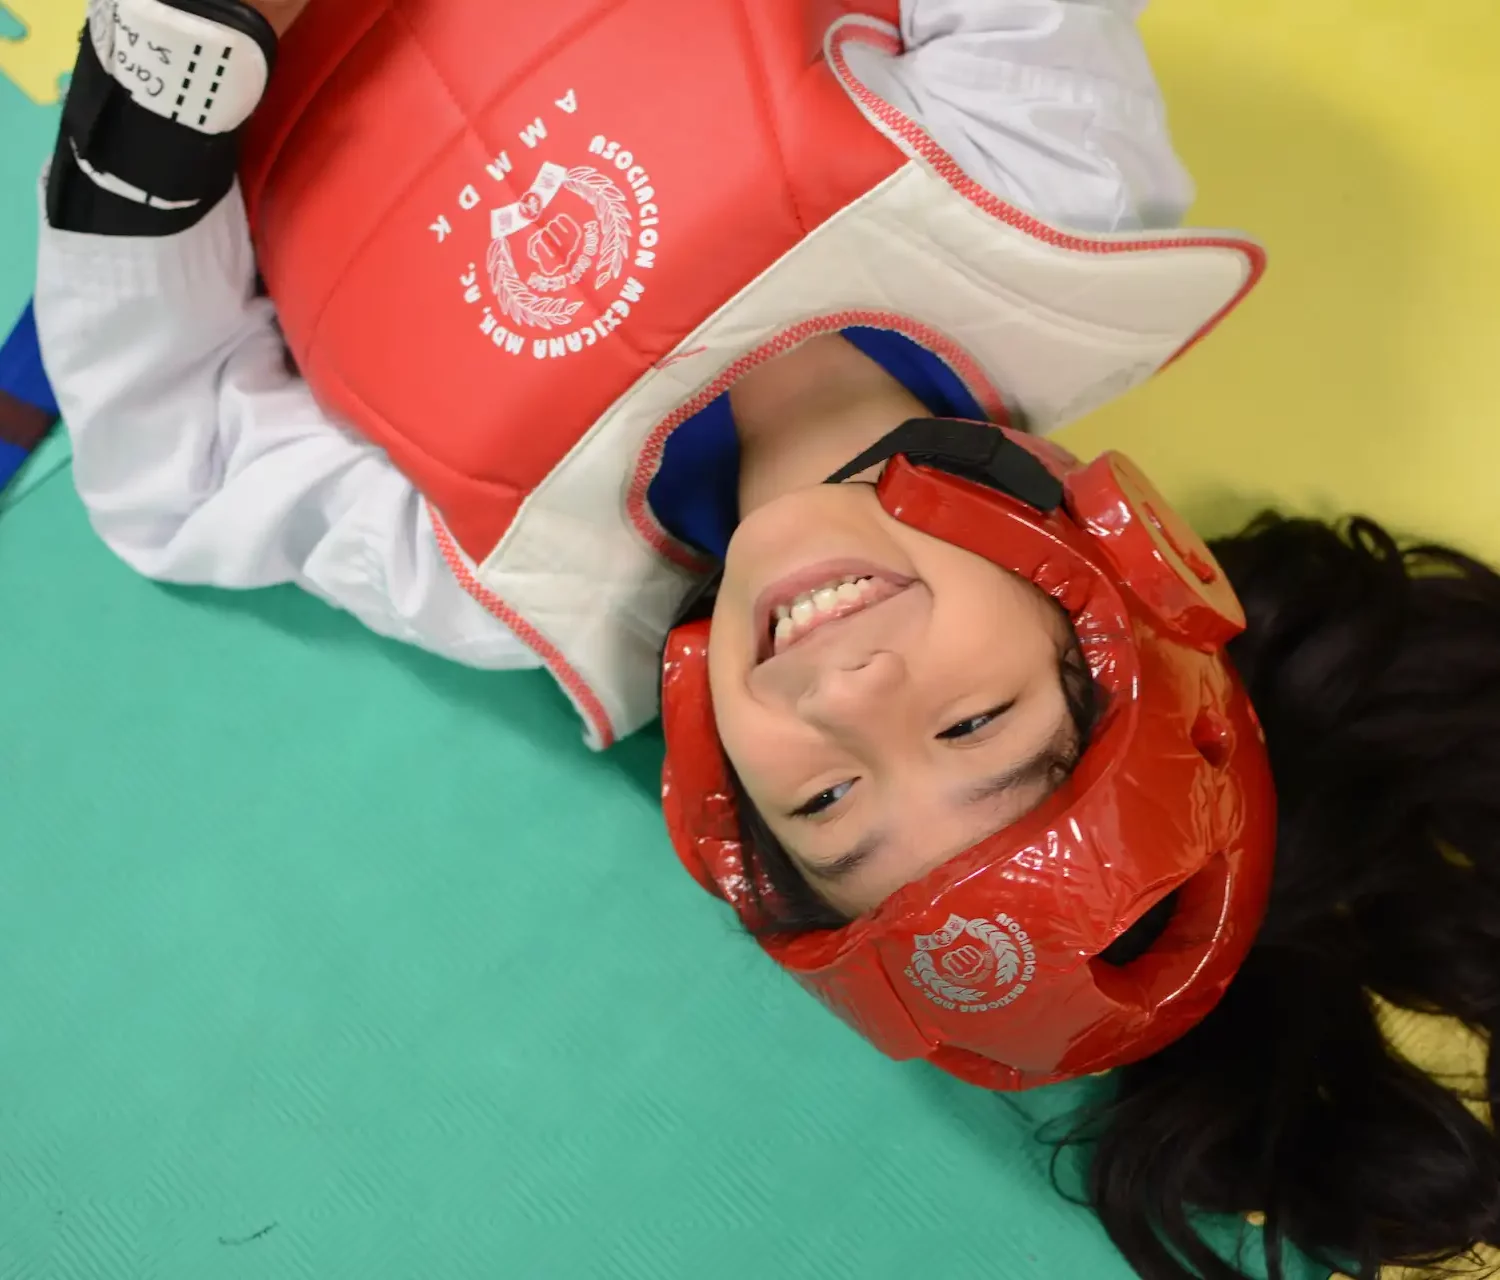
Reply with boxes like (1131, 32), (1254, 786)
(661, 419), (1276, 1090)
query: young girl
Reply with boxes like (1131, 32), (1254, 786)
(35, 2), (1500, 1278)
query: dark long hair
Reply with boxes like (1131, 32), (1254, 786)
(733, 512), (1500, 1280)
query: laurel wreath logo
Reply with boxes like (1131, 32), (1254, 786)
(912, 916), (1022, 1005)
(486, 165), (633, 332)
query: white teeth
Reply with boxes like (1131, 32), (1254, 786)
(769, 576), (885, 652)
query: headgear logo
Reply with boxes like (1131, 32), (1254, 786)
(905, 913), (1037, 1014)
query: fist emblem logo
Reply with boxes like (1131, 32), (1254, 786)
(527, 213), (585, 277)
(941, 944), (994, 985)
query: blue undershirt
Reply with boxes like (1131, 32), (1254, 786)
(646, 328), (985, 561)
(0, 304), (62, 493)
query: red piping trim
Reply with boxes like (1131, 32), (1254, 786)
(627, 312), (1006, 569)
(823, 17), (1266, 372)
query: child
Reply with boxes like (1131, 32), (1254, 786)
(36, 2), (1500, 1278)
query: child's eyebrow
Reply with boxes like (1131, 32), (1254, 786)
(809, 832), (886, 882)
(960, 741), (1063, 807)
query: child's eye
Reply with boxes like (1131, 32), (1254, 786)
(792, 779), (855, 818)
(937, 702), (1015, 740)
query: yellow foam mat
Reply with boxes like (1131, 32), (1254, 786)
(0, 0), (82, 105)
(1068, 1), (1500, 572)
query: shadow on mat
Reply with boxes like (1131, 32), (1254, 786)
(904, 1061), (1109, 1190)
(158, 579), (669, 802)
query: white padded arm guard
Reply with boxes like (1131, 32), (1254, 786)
(87, 0), (274, 135)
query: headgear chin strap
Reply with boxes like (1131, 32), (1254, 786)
(661, 420), (1276, 1091)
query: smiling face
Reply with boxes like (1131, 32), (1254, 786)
(709, 482), (1083, 918)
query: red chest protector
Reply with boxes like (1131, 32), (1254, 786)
(240, 0), (903, 565)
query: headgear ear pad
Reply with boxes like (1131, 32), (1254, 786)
(660, 422), (1275, 1090)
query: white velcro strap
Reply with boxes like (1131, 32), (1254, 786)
(69, 140), (203, 209)
(88, 0), (270, 135)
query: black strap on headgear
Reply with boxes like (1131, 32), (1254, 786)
(824, 418), (1064, 512)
